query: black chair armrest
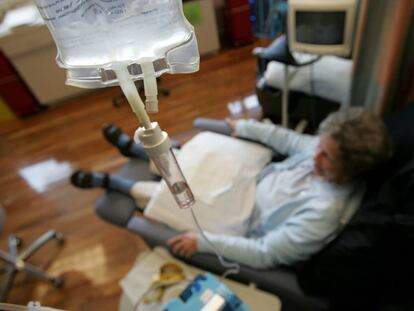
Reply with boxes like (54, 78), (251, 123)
(193, 118), (232, 136)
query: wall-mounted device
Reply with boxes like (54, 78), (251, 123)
(288, 0), (359, 57)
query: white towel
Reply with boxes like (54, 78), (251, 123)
(144, 132), (272, 236)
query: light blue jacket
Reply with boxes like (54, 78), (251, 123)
(197, 120), (364, 269)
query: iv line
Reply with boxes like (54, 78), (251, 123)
(190, 208), (240, 278)
(114, 66), (152, 129)
(114, 64), (238, 275)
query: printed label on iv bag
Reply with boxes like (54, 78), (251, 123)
(35, 0), (176, 25)
(33, 0), (193, 67)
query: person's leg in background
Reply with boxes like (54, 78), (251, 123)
(70, 123), (175, 209)
(71, 171), (134, 194)
(102, 123), (149, 159)
(70, 171), (159, 210)
(102, 123), (181, 159)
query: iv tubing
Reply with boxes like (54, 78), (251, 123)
(114, 64), (236, 277)
(190, 208), (240, 278)
(114, 66), (152, 129)
(141, 62), (159, 113)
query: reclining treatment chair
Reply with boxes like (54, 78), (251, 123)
(95, 104), (414, 311)
(95, 118), (328, 311)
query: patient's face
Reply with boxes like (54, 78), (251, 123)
(313, 134), (345, 184)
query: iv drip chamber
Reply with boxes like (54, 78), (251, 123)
(135, 123), (195, 209)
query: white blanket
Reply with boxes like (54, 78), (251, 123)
(144, 132), (272, 236)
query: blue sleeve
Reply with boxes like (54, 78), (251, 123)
(197, 200), (341, 269)
(235, 119), (317, 156)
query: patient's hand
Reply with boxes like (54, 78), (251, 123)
(167, 232), (198, 257)
(225, 118), (237, 136)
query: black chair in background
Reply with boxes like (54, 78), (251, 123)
(252, 35), (327, 131)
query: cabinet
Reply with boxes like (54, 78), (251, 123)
(0, 25), (89, 106)
(225, 0), (253, 46)
(0, 49), (39, 116)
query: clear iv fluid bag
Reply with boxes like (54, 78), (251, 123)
(33, 0), (199, 88)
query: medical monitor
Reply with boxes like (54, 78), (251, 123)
(288, 0), (358, 57)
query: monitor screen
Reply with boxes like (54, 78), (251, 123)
(295, 11), (346, 45)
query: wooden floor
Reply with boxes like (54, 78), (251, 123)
(0, 42), (263, 309)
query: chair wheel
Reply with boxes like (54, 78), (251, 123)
(54, 232), (65, 245)
(51, 276), (64, 288)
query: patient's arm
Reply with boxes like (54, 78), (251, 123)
(235, 119), (317, 156)
(195, 200), (341, 269)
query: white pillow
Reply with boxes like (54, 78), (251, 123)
(144, 132), (272, 236)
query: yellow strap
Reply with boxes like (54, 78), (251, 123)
(142, 262), (187, 304)
(151, 262), (185, 286)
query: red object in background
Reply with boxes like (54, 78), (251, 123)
(225, 0), (254, 46)
(0, 50), (40, 117)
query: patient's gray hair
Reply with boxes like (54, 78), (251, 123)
(318, 108), (393, 179)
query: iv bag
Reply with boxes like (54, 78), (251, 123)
(33, 0), (200, 88)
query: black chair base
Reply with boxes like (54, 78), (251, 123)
(0, 230), (65, 302)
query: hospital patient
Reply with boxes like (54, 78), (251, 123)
(71, 108), (392, 269)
